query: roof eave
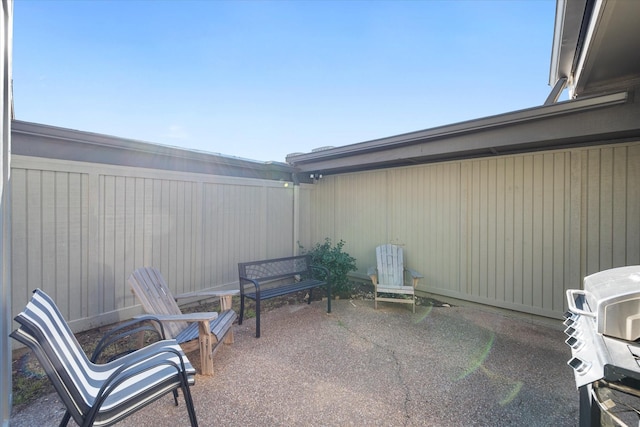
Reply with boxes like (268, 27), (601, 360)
(287, 91), (629, 171)
(548, 0), (589, 88)
(11, 120), (295, 180)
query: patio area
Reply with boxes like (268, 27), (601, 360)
(11, 298), (579, 426)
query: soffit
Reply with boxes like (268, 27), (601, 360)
(287, 91), (639, 175)
(552, 0), (640, 97)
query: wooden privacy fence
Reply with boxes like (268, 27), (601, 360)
(11, 155), (313, 332)
(10, 140), (640, 331)
(310, 141), (640, 319)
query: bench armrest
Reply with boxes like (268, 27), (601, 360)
(238, 276), (261, 294)
(309, 264), (331, 282)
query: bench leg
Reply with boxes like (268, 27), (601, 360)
(198, 320), (214, 376)
(308, 288), (313, 304)
(255, 298), (261, 338)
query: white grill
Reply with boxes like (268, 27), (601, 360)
(565, 266), (640, 426)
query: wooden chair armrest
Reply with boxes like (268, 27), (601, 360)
(404, 268), (423, 288)
(174, 289), (239, 300)
(174, 290), (239, 311)
(136, 312), (218, 323)
(367, 267), (378, 285)
(405, 268), (423, 279)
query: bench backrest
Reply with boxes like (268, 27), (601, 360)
(238, 255), (313, 282)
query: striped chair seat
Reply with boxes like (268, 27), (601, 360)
(10, 289), (199, 427)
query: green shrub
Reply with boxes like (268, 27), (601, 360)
(300, 238), (357, 298)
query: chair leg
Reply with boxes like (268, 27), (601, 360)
(198, 321), (215, 376)
(179, 375), (199, 427)
(223, 328), (234, 344)
(239, 295), (245, 325)
(58, 410), (72, 427)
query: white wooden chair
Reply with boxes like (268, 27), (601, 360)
(367, 244), (423, 313)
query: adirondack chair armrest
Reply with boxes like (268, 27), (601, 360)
(405, 268), (423, 279)
(367, 266), (378, 285)
(138, 312), (219, 323)
(174, 289), (239, 311)
(404, 268), (423, 288)
(174, 289), (239, 300)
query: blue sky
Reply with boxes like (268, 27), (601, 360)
(13, 0), (559, 163)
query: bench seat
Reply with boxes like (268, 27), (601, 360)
(242, 279), (326, 301)
(238, 256), (331, 338)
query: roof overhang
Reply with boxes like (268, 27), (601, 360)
(549, 0), (640, 98)
(12, 120), (295, 181)
(287, 89), (640, 175)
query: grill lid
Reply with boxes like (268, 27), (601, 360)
(567, 265), (640, 341)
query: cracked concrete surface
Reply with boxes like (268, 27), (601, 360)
(11, 299), (579, 426)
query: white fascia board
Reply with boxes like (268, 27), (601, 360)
(549, 0), (569, 86)
(571, 0), (608, 98)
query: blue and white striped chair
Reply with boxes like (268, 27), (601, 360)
(10, 289), (199, 427)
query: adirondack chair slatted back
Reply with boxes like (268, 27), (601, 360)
(377, 244), (404, 287)
(10, 289), (198, 427)
(128, 267), (188, 339)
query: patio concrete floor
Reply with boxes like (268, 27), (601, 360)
(11, 298), (580, 426)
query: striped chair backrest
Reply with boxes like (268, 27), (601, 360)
(12, 288), (199, 426)
(12, 289), (95, 419)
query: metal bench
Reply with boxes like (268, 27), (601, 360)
(238, 255), (331, 338)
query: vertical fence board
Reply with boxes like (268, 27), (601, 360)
(627, 145), (640, 264)
(552, 152), (566, 312)
(612, 146), (627, 267)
